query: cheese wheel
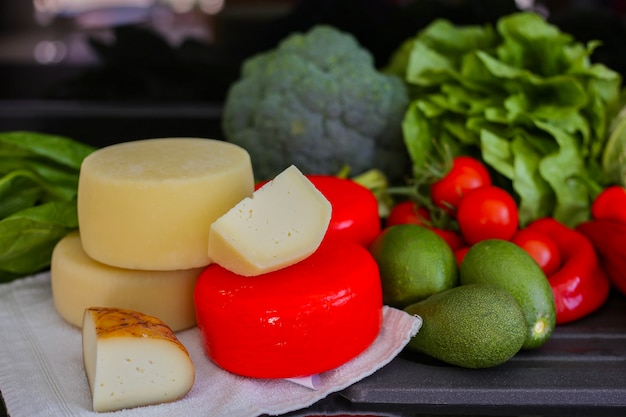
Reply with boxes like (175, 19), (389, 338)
(51, 232), (202, 331)
(78, 137), (254, 270)
(195, 238), (383, 378)
(208, 165), (332, 276)
(82, 307), (195, 412)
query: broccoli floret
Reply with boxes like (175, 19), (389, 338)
(222, 25), (410, 181)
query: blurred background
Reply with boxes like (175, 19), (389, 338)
(1, 0), (625, 147)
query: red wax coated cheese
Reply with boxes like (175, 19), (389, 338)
(194, 238), (383, 379)
(307, 175), (381, 247)
(256, 175), (381, 247)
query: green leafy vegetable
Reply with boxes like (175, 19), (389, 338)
(0, 131), (95, 282)
(386, 12), (622, 227)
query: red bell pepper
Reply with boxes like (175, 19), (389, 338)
(576, 219), (626, 297)
(527, 218), (610, 324)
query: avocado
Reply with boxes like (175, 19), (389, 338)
(459, 239), (556, 350)
(404, 283), (527, 368)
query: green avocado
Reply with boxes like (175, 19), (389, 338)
(459, 239), (557, 350)
(404, 283), (527, 368)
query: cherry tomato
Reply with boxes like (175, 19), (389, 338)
(430, 156), (492, 215)
(386, 201), (465, 250)
(591, 185), (626, 224)
(433, 228), (466, 251)
(454, 246), (470, 266)
(385, 200), (430, 228)
(456, 186), (519, 244)
(511, 228), (562, 276)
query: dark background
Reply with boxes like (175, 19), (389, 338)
(1, 0), (626, 148)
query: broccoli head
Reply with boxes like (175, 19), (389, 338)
(222, 25), (410, 181)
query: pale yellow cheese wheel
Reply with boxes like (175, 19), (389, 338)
(51, 232), (203, 331)
(78, 137), (254, 270)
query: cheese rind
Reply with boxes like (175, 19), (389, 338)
(82, 307), (195, 412)
(208, 165), (332, 276)
(51, 232), (202, 331)
(78, 137), (254, 270)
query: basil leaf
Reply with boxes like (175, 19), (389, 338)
(0, 200), (78, 282)
(0, 131), (95, 282)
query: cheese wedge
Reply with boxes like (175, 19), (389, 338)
(51, 232), (201, 331)
(82, 307), (195, 412)
(208, 165), (332, 276)
(78, 137), (254, 270)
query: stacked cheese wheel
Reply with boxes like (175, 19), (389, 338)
(52, 136), (383, 384)
(51, 138), (255, 332)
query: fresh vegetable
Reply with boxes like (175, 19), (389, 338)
(385, 200), (465, 250)
(385, 200), (430, 227)
(528, 218), (610, 324)
(222, 25), (410, 182)
(511, 228), (562, 276)
(386, 12), (622, 227)
(0, 131), (95, 282)
(429, 156), (492, 214)
(369, 224), (457, 309)
(590, 185), (626, 224)
(456, 185), (519, 244)
(460, 239), (556, 349)
(576, 219), (626, 297)
(404, 283), (527, 369)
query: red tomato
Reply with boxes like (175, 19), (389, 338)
(433, 228), (466, 251)
(591, 185), (626, 224)
(511, 228), (562, 276)
(430, 156), (492, 215)
(256, 175), (381, 247)
(386, 201), (465, 250)
(385, 200), (430, 228)
(454, 246), (470, 266)
(456, 186), (519, 244)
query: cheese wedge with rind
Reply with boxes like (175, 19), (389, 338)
(208, 165), (332, 276)
(82, 307), (195, 413)
(78, 137), (254, 270)
(51, 231), (201, 331)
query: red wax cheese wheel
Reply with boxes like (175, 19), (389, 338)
(307, 175), (381, 247)
(256, 175), (381, 247)
(194, 238), (383, 378)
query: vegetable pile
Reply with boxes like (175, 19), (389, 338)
(385, 12), (623, 227)
(0, 132), (95, 282)
(385, 154), (611, 326)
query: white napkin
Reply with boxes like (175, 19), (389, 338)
(0, 273), (421, 417)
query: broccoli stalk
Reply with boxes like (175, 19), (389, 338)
(222, 25), (411, 182)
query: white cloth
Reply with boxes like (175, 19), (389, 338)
(0, 273), (421, 417)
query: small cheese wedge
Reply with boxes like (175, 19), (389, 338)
(78, 137), (254, 270)
(82, 307), (195, 412)
(208, 165), (332, 276)
(51, 232), (201, 331)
